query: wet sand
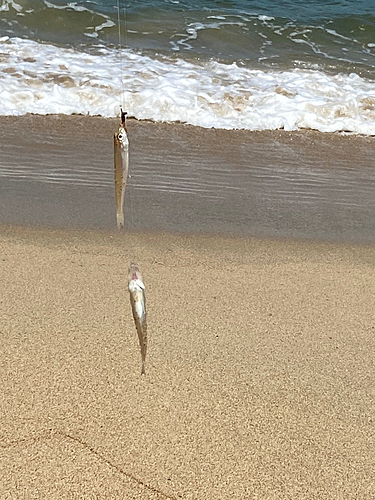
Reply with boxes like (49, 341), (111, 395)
(1, 224), (374, 499)
(1, 114), (375, 242)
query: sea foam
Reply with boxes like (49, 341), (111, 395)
(1, 37), (375, 134)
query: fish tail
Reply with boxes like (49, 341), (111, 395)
(117, 212), (124, 229)
(141, 361), (146, 375)
(140, 328), (147, 374)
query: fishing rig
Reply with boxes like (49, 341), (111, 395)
(113, 3), (149, 377)
(113, 0), (130, 230)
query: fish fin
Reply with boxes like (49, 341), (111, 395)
(136, 279), (145, 290)
(129, 279), (144, 293)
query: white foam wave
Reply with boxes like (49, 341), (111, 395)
(1, 37), (375, 134)
(0, 0), (22, 12)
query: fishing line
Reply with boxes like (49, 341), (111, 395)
(123, 2), (135, 228)
(116, 0), (135, 228)
(125, 3), (135, 228)
(116, 0), (125, 111)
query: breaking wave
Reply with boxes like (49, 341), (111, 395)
(1, 36), (375, 134)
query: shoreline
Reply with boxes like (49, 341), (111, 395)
(1, 220), (375, 252)
(1, 114), (375, 244)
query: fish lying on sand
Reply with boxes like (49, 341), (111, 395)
(128, 263), (147, 375)
(114, 110), (129, 229)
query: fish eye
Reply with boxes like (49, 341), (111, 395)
(118, 133), (123, 140)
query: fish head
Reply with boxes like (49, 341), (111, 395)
(114, 125), (129, 151)
(128, 262), (143, 283)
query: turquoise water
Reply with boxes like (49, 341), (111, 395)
(1, 0), (375, 76)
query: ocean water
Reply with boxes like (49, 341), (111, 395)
(1, 0), (375, 133)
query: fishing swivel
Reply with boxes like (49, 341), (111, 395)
(121, 107), (127, 128)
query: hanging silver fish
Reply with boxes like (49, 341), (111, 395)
(114, 109), (129, 229)
(128, 263), (147, 375)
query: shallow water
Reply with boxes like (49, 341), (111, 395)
(1, 115), (374, 243)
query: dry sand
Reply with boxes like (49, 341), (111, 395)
(1, 224), (374, 499)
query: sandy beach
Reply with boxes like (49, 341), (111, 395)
(1, 224), (374, 499)
(2, 0), (375, 494)
(1, 114), (375, 498)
